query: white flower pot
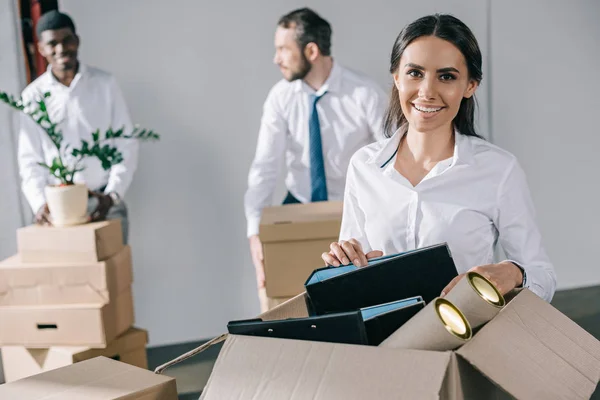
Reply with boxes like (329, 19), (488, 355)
(44, 183), (88, 227)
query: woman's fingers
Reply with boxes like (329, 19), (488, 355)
(330, 242), (350, 265)
(341, 240), (364, 266)
(366, 250), (384, 260)
(326, 239), (383, 268)
(348, 239), (368, 266)
(322, 250), (341, 267)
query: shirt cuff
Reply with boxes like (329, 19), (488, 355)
(502, 259), (552, 302)
(103, 182), (124, 199)
(247, 215), (261, 238)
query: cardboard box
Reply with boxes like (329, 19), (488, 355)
(0, 245), (133, 302)
(0, 287), (134, 348)
(17, 220), (124, 263)
(259, 201), (342, 298)
(0, 356), (178, 399)
(198, 290), (600, 399)
(1, 327), (149, 382)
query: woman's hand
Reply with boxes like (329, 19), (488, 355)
(441, 261), (523, 296)
(321, 238), (383, 267)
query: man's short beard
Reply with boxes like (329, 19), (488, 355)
(287, 52), (312, 81)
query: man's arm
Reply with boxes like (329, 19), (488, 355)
(244, 86), (288, 238)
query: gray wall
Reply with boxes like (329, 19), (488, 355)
(0, 0), (27, 260)
(490, 0), (600, 289)
(0, 0), (579, 345)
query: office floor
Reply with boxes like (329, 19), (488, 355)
(1, 285), (599, 399)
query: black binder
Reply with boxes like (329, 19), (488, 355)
(304, 243), (458, 315)
(227, 297), (424, 346)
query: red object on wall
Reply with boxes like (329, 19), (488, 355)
(30, 0), (48, 78)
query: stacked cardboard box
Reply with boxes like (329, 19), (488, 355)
(259, 201), (342, 308)
(0, 220), (148, 382)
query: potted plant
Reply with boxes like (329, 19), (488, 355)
(0, 90), (159, 227)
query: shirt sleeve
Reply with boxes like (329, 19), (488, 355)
(18, 108), (49, 213)
(244, 86), (287, 237)
(338, 157), (372, 253)
(495, 159), (557, 302)
(103, 76), (139, 198)
(363, 83), (388, 141)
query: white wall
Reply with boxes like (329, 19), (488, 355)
(0, 0), (26, 260)
(59, 0), (489, 345)
(490, 0), (600, 289)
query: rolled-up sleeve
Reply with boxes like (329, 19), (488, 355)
(495, 159), (557, 302)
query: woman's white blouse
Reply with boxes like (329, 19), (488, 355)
(339, 130), (557, 302)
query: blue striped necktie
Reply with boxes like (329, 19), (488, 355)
(309, 92), (328, 202)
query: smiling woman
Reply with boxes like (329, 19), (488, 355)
(383, 15), (482, 139)
(322, 14), (557, 303)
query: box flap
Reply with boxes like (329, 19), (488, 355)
(0, 285), (106, 307)
(259, 292), (310, 321)
(0, 245), (132, 302)
(457, 289), (600, 400)
(259, 202), (342, 242)
(201, 335), (451, 400)
(0, 356), (177, 399)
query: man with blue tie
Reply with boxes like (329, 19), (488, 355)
(244, 8), (387, 311)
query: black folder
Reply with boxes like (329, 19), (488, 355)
(227, 297), (424, 346)
(304, 243), (458, 315)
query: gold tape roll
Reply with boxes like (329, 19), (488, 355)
(379, 298), (471, 351)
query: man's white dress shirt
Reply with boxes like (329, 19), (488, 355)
(340, 129), (557, 302)
(244, 62), (387, 237)
(18, 64), (138, 213)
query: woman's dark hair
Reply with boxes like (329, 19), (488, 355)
(383, 14), (483, 138)
(278, 8), (332, 56)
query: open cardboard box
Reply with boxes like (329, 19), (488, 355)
(158, 289), (600, 399)
(17, 220), (124, 263)
(260, 201), (342, 299)
(0, 356), (177, 399)
(1, 327), (149, 382)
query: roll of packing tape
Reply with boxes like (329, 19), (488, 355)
(444, 271), (505, 329)
(379, 297), (471, 351)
